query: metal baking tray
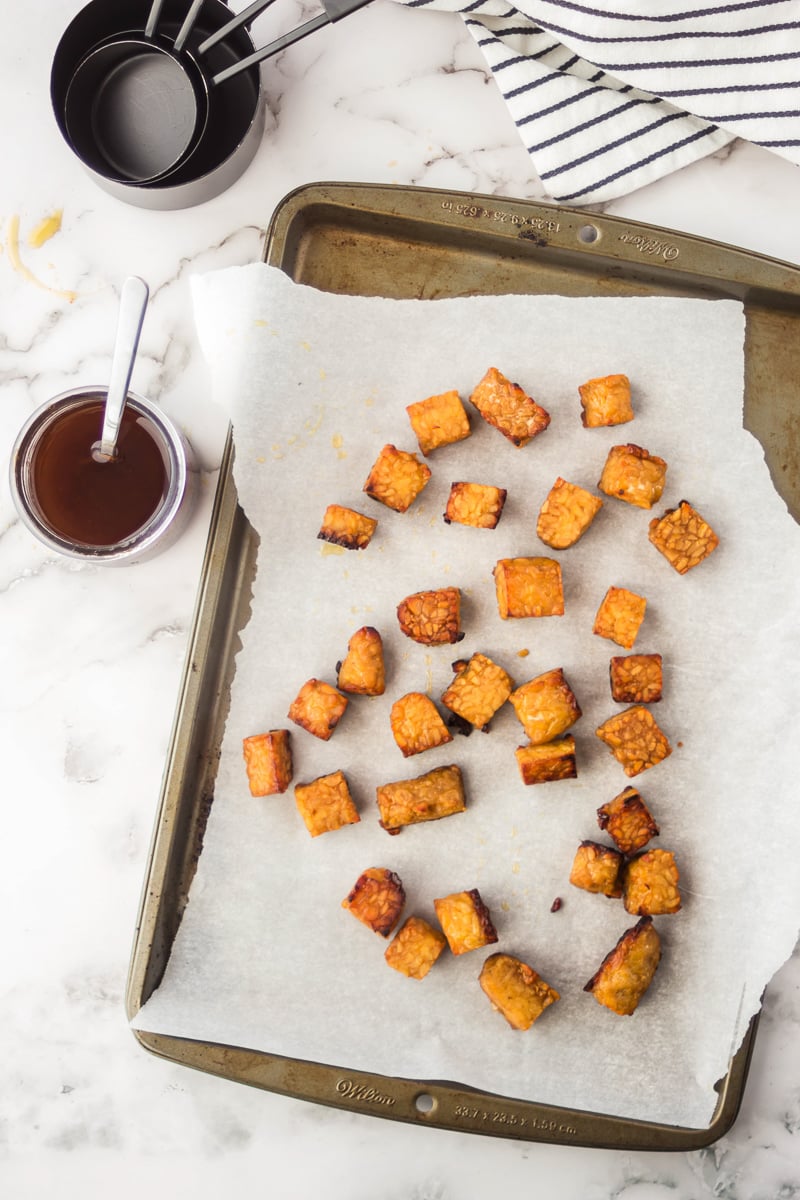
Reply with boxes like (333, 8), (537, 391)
(127, 182), (800, 1149)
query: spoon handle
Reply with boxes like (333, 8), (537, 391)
(99, 276), (149, 459)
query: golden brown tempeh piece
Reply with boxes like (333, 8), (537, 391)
(595, 706), (672, 777)
(584, 916), (662, 1015)
(294, 770), (360, 837)
(578, 373), (634, 428)
(242, 729), (293, 797)
(593, 585), (647, 650)
(376, 763), (466, 833)
(397, 586), (463, 646)
(390, 692), (453, 757)
(597, 786), (660, 854)
(536, 477), (603, 550)
(598, 443), (667, 509)
(288, 678), (349, 741)
(609, 653), (663, 704)
(509, 667), (581, 746)
(479, 953), (560, 1030)
(648, 500), (719, 574)
(469, 366), (550, 447)
(434, 887), (498, 955)
(317, 504), (377, 550)
(569, 840), (624, 898)
(363, 443), (431, 512)
(406, 389), (471, 455)
(623, 848), (681, 916)
(444, 481), (507, 529)
(337, 626), (386, 696)
(515, 735), (577, 785)
(441, 652), (514, 729)
(385, 916), (448, 979)
(342, 867), (406, 937)
(494, 556), (564, 619)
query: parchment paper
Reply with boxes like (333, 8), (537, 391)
(133, 263), (800, 1128)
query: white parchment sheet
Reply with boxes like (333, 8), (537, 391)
(134, 263), (800, 1128)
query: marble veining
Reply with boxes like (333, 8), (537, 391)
(2, 1), (799, 1195)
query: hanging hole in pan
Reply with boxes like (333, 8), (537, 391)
(414, 1092), (437, 1115)
(578, 224), (600, 245)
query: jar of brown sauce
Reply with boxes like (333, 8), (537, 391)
(10, 387), (194, 563)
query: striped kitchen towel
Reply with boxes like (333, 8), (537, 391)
(396, 0), (800, 203)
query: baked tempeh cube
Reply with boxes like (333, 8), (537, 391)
(317, 504), (377, 550)
(595, 706), (672, 777)
(294, 770), (360, 837)
(406, 389), (471, 455)
(288, 678), (349, 741)
(515, 735), (577, 785)
(598, 443), (667, 509)
(376, 763), (466, 833)
(337, 626), (386, 696)
(397, 586), (462, 646)
(242, 730), (293, 796)
(479, 953), (560, 1030)
(569, 840), (624, 898)
(597, 786), (660, 854)
(390, 692), (453, 757)
(593, 586), (647, 650)
(578, 373), (634, 428)
(444, 481), (507, 529)
(648, 500), (720, 574)
(509, 667), (582, 746)
(609, 653), (663, 704)
(536, 477), (603, 550)
(363, 443), (431, 512)
(385, 916), (447, 979)
(434, 888), (498, 955)
(623, 848), (681, 915)
(342, 867), (405, 937)
(494, 556), (564, 619)
(469, 366), (550, 447)
(584, 916), (662, 1016)
(441, 652), (514, 729)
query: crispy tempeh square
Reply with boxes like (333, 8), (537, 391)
(494, 556), (564, 619)
(584, 916), (662, 1016)
(434, 887), (498, 955)
(578, 373), (634, 428)
(623, 848), (681, 915)
(609, 653), (663, 704)
(509, 667), (582, 746)
(288, 678), (349, 741)
(598, 443), (667, 509)
(441, 652), (514, 729)
(595, 705), (672, 777)
(444, 481), (507, 530)
(317, 504), (377, 550)
(385, 916), (448, 979)
(648, 500), (720, 574)
(515, 735), (577, 785)
(536, 477), (603, 550)
(376, 763), (466, 833)
(469, 366), (551, 447)
(242, 729), (293, 796)
(363, 443), (431, 512)
(597, 786), (660, 854)
(569, 840), (624, 898)
(593, 586), (647, 650)
(342, 867), (405, 937)
(479, 953), (560, 1030)
(390, 692), (453, 757)
(337, 626), (386, 696)
(397, 586), (463, 645)
(406, 389), (471, 455)
(294, 770), (360, 837)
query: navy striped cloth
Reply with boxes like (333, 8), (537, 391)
(397, 0), (800, 203)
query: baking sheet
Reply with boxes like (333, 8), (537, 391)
(133, 261), (800, 1129)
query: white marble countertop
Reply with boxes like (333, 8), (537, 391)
(3, 2), (799, 1196)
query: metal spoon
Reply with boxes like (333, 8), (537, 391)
(92, 275), (149, 463)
